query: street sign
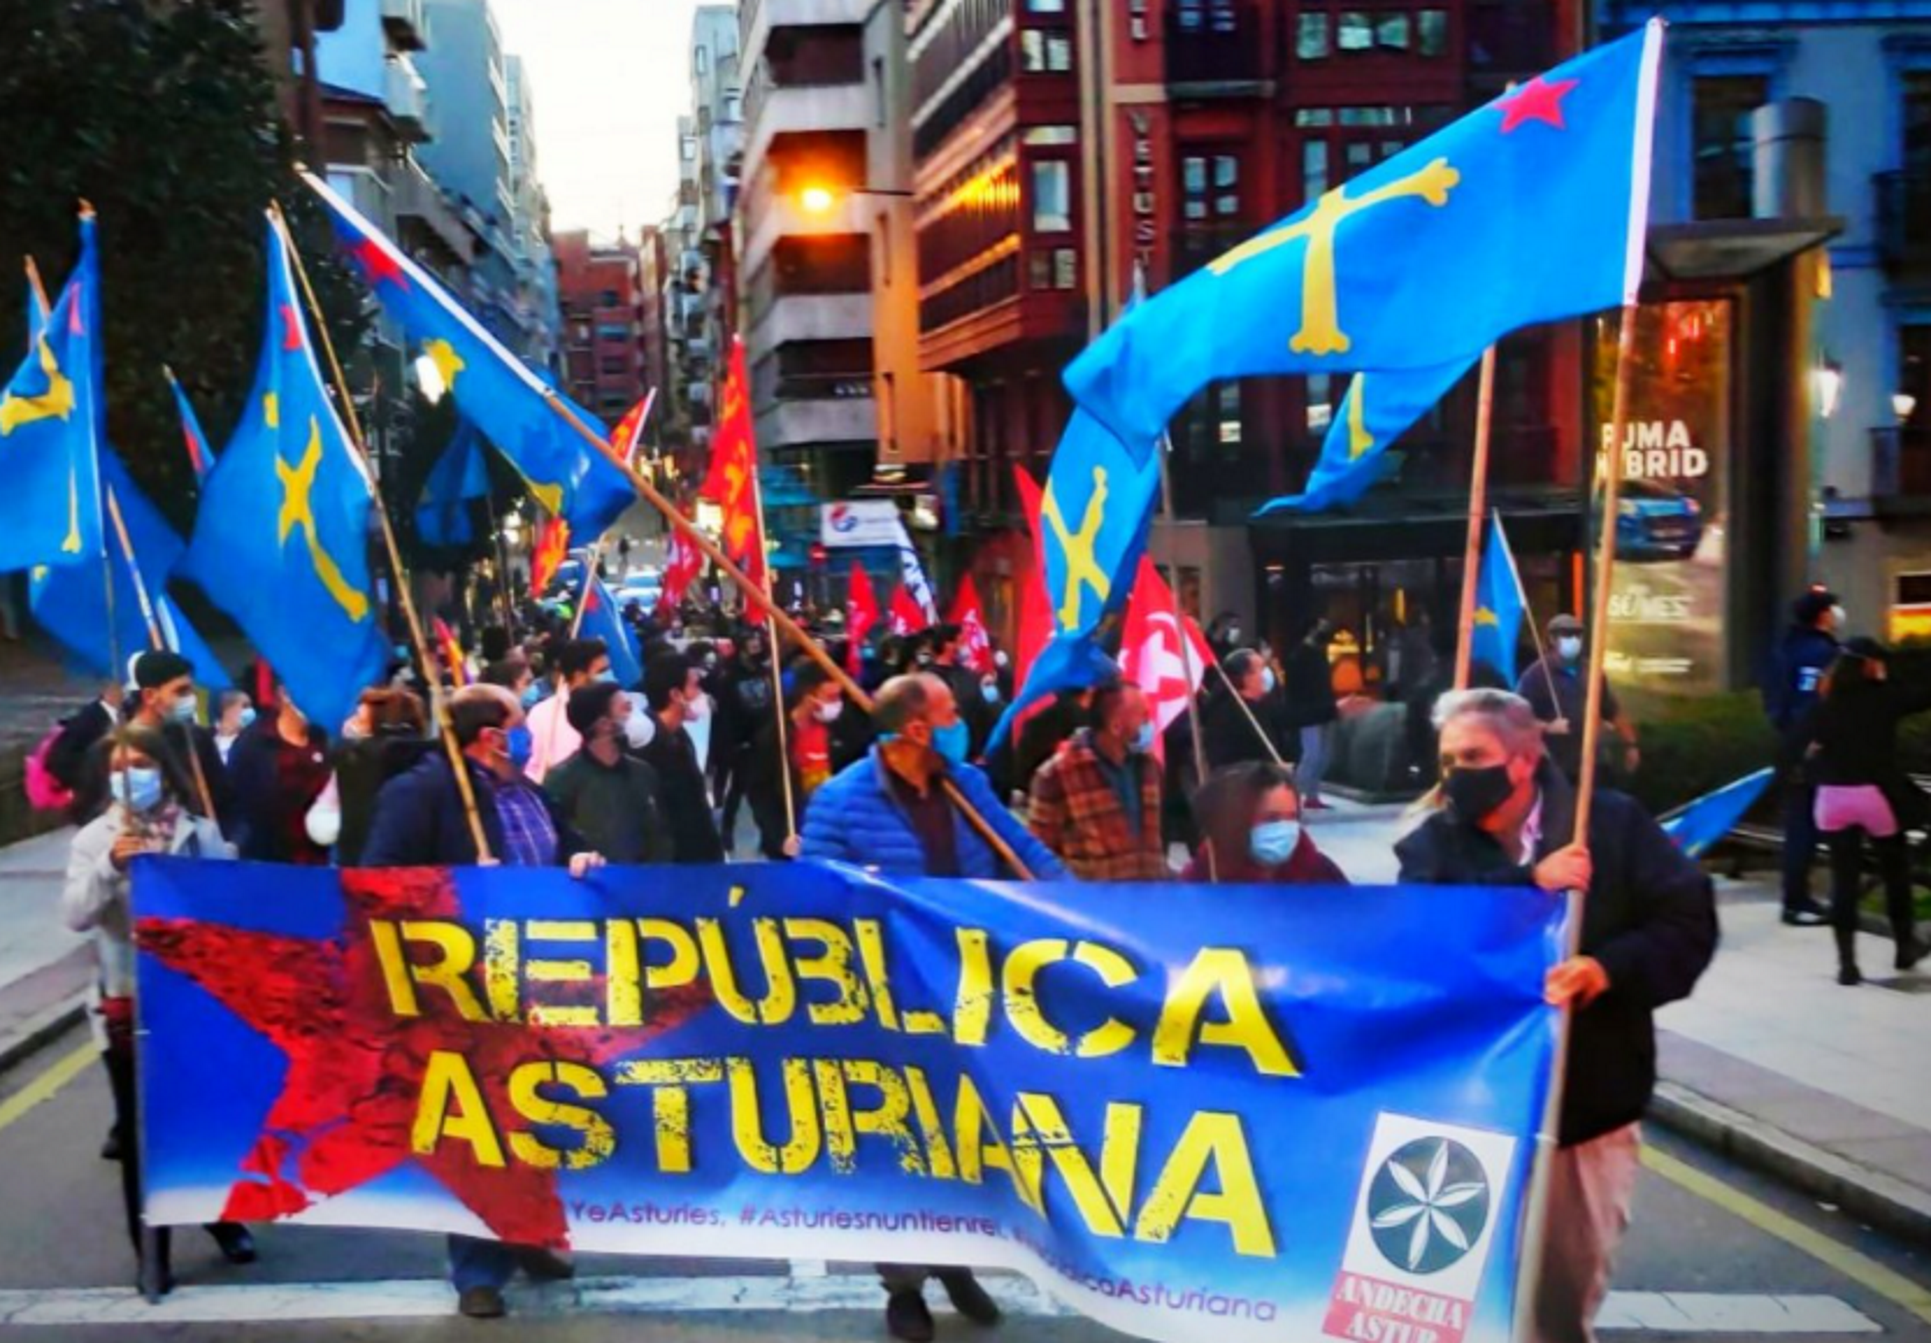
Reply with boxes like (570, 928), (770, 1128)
(820, 499), (903, 548)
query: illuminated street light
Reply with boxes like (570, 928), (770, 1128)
(797, 184), (916, 216)
(414, 351), (447, 405)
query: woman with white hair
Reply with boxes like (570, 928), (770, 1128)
(1396, 688), (1717, 1343)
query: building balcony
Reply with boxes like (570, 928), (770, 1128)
(1875, 170), (1931, 272)
(742, 83), (871, 180)
(756, 395), (877, 450)
(1873, 426), (1931, 505)
(394, 165), (474, 269)
(1165, 2), (1269, 93)
(384, 59), (428, 142)
(380, 0), (426, 52)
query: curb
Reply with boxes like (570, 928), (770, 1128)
(1650, 1079), (1931, 1246)
(0, 993), (88, 1077)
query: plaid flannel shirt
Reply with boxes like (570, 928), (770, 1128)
(1026, 729), (1170, 881)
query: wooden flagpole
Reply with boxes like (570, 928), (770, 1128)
(272, 204), (492, 863)
(568, 390), (653, 639)
(517, 358), (1034, 877)
(1573, 303), (1641, 842)
(746, 463), (798, 849)
(1452, 346), (1499, 690)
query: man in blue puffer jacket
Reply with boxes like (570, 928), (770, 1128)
(800, 672), (1064, 1342)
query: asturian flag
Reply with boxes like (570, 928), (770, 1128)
(1257, 357), (1474, 514)
(178, 213), (387, 733)
(1065, 24), (1664, 451)
(1119, 558), (1214, 757)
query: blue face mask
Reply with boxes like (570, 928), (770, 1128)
(931, 719), (971, 766)
(1132, 721), (1156, 754)
(235, 707), (257, 732)
(111, 767), (164, 814)
(594, 669), (618, 685)
(520, 683), (543, 710)
(1249, 819), (1301, 867)
(505, 724), (534, 770)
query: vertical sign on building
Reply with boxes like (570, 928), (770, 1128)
(1597, 300), (1733, 695)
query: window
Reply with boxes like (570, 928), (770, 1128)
(1047, 34), (1073, 71)
(1022, 29), (1045, 71)
(1182, 152), (1242, 221)
(1297, 12), (1330, 59)
(1053, 247), (1078, 289)
(695, 47), (709, 75)
(600, 356), (628, 376)
(1418, 10), (1447, 56)
(596, 322), (629, 341)
(1306, 374), (1334, 434)
(1023, 125), (1078, 146)
(873, 58), (886, 126)
(680, 136), (697, 162)
(1346, 141), (1373, 177)
(1032, 160), (1072, 232)
(1303, 141), (1329, 200)
(1905, 71), (1931, 174)
(1215, 384), (1242, 449)
(1692, 75), (1767, 219)
(1027, 0), (1065, 10)
(723, 90), (743, 121)
(1338, 11), (1373, 51)
(1377, 12), (1410, 51)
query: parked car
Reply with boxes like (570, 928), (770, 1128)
(1616, 480), (1703, 562)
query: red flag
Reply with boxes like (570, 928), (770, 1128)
(846, 562), (879, 676)
(611, 389), (656, 463)
(530, 516), (570, 599)
(889, 583), (929, 637)
(1012, 466), (1054, 682)
(947, 574), (995, 675)
(1119, 557), (1213, 758)
(431, 617), (470, 687)
(657, 522), (704, 620)
(700, 338), (767, 594)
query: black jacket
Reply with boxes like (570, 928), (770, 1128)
(544, 747), (673, 864)
(1786, 678), (1931, 828)
(1202, 690), (1287, 771)
(1396, 763), (1718, 1147)
(361, 753), (588, 868)
(331, 736), (435, 867)
(1284, 644), (1339, 728)
(638, 719), (726, 863)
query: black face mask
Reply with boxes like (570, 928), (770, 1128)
(1444, 763), (1516, 824)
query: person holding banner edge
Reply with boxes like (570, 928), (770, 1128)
(359, 684), (606, 1319)
(1397, 689), (1717, 1343)
(800, 672), (1063, 1342)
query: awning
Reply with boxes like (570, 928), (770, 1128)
(1644, 217), (1843, 283)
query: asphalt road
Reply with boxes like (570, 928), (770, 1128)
(0, 1022), (1926, 1342)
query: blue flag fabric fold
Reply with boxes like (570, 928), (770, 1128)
(989, 410), (1162, 746)
(179, 215), (387, 732)
(31, 451), (230, 690)
(1257, 357), (1475, 515)
(1471, 515), (1527, 685)
(1064, 25), (1662, 447)
(305, 172), (635, 538)
(0, 217), (104, 573)
(1663, 768), (1776, 860)
(416, 421), (490, 549)
(579, 575), (643, 689)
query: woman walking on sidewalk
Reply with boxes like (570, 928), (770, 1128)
(1786, 637), (1930, 985)
(62, 724), (257, 1293)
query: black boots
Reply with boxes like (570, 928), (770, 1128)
(1836, 927), (1862, 986)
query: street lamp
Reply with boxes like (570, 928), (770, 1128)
(414, 351), (448, 405)
(1895, 392), (1919, 424)
(797, 184), (916, 217)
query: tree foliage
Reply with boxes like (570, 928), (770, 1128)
(0, 0), (366, 529)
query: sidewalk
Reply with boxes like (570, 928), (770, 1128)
(0, 827), (91, 1071)
(1306, 800), (1931, 1244)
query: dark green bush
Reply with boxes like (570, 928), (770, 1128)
(1625, 691), (1779, 817)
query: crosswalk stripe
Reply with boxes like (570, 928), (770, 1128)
(0, 1275), (1882, 1331)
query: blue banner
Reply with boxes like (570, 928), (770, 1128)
(135, 860), (1561, 1343)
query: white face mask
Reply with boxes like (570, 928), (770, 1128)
(1556, 636), (1583, 662)
(622, 705), (657, 751)
(1259, 666), (1278, 695)
(683, 690), (711, 722)
(816, 699), (844, 724)
(1830, 605), (1847, 631)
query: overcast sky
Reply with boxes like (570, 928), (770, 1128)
(493, 0), (707, 239)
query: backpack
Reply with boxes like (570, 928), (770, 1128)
(24, 725), (74, 813)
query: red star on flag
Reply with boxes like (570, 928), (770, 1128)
(137, 868), (709, 1245)
(352, 236), (410, 290)
(1496, 76), (1578, 133)
(280, 303), (304, 352)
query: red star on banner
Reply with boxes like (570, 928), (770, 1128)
(1496, 76), (1578, 133)
(137, 868), (709, 1247)
(352, 237), (410, 290)
(280, 303), (304, 352)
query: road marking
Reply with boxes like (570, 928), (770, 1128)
(0, 1042), (94, 1137)
(1598, 1292), (1878, 1333)
(0, 1275), (1882, 1332)
(1643, 1145), (1931, 1326)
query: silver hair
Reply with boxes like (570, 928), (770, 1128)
(1430, 688), (1545, 759)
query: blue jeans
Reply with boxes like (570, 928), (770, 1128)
(1783, 777), (1818, 911)
(1299, 724), (1331, 803)
(448, 1235), (523, 1293)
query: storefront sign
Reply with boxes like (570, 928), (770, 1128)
(820, 500), (904, 549)
(1600, 301), (1731, 696)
